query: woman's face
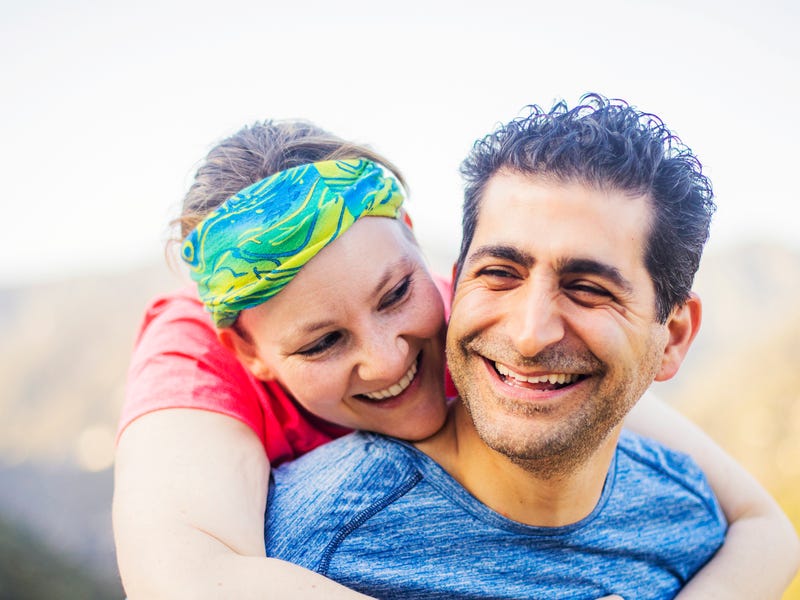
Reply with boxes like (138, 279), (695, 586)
(232, 217), (449, 440)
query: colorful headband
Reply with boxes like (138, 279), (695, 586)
(181, 158), (405, 327)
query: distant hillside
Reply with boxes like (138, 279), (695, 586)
(655, 242), (800, 597)
(656, 242), (800, 489)
(0, 262), (184, 465)
(0, 512), (119, 599)
(671, 242), (800, 380)
(0, 261), (183, 595)
(0, 463), (122, 594)
(0, 242), (798, 596)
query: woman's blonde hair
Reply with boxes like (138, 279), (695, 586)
(174, 119), (406, 239)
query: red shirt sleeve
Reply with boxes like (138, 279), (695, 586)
(118, 287), (348, 466)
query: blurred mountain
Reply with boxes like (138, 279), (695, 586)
(0, 243), (798, 596)
(656, 242), (800, 487)
(654, 242), (800, 597)
(0, 261), (184, 596)
(0, 510), (119, 599)
(671, 241), (800, 379)
(0, 262), (185, 465)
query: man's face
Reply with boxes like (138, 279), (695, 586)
(446, 171), (672, 473)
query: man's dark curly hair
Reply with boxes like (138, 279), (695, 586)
(457, 93), (716, 323)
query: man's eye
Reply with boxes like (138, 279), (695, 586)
(378, 276), (412, 310)
(567, 282), (614, 301)
(478, 268), (515, 278)
(475, 267), (520, 285)
(296, 331), (342, 356)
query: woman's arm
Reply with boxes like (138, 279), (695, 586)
(625, 392), (800, 598)
(113, 408), (371, 599)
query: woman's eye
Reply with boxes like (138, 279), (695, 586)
(296, 331), (342, 356)
(378, 276), (412, 310)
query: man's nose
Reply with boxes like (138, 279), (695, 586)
(356, 328), (410, 383)
(508, 286), (566, 357)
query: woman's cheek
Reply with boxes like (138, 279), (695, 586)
(419, 286), (447, 334)
(293, 363), (347, 411)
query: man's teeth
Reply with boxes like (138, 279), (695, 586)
(363, 360), (418, 400)
(495, 363), (580, 385)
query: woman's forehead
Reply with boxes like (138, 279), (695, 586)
(245, 218), (424, 339)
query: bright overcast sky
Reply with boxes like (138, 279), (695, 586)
(1, 0), (798, 286)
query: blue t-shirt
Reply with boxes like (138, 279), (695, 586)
(266, 430), (726, 600)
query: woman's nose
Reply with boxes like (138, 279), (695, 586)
(356, 328), (411, 384)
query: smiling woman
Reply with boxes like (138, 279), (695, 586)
(113, 119), (454, 599)
(220, 217), (448, 439)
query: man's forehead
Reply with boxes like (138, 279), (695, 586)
(479, 170), (652, 212)
(469, 172), (653, 273)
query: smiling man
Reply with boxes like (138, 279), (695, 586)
(440, 174), (684, 522)
(264, 95), (727, 598)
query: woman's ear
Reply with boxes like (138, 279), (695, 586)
(654, 292), (702, 382)
(217, 326), (275, 381)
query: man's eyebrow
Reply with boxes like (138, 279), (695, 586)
(466, 245), (534, 268)
(558, 258), (634, 293)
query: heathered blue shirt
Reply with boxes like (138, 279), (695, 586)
(266, 430), (726, 600)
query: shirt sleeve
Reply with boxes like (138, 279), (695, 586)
(117, 288), (268, 447)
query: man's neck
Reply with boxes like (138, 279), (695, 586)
(414, 402), (622, 527)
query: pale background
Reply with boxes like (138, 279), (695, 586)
(2, 0), (798, 286)
(1, 0), (798, 597)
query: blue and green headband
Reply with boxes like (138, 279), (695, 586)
(181, 158), (405, 327)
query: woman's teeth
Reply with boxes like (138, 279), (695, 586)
(363, 360), (418, 400)
(495, 363), (580, 385)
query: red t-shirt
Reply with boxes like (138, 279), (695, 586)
(119, 275), (454, 466)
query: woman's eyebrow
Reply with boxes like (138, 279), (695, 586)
(371, 256), (414, 297)
(300, 319), (337, 334)
(282, 318), (338, 342)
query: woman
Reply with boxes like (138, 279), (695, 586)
(113, 119), (798, 599)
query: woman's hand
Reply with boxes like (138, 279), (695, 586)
(626, 392), (800, 598)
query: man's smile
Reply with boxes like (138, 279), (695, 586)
(483, 357), (592, 400)
(494, 362), (586, 389)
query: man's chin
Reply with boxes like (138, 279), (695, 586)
(468, 402), (612, 471)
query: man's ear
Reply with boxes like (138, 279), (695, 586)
(654, 292), (702, 382)
(217, 326), (275, 381)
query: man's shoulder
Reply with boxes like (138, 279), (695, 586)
(272, 431), (418, 487)
(616, 429), (722, 511)
(609, 430), (727, 551)
(266, 433), (423, 567)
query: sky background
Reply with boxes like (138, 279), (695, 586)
(2, 0), (798, 287)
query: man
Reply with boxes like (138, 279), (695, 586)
(265, 95), (726, 599)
